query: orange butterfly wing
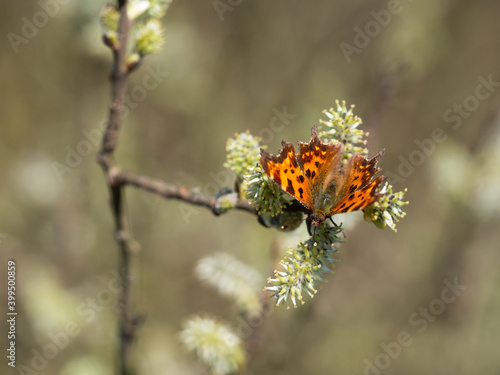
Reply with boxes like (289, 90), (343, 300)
(260, 141), (314, 209)
(327, 150), (386, 214)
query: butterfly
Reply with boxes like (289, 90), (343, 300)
(259, 125), (386, 227)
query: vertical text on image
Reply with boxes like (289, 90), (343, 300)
(7, 259), (17, 368)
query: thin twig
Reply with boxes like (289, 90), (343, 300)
(115, 169), (257, 215)
(97, 1), (134, 375)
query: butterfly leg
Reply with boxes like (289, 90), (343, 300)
(306, 217), (313, 236)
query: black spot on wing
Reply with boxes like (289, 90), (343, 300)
(298, 187), (304, 198)
(298, 175), (305, 183)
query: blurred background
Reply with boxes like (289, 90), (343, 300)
(1, 0), (500, 374)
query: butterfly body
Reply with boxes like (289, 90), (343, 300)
(260, 125), (385, 226)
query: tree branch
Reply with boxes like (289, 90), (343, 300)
(97, 2), (135, 375)
(115, 169), (257, 215)
(99, 2), (130, 166)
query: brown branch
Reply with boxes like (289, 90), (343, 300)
(97, 2), (135, 375)
(99, 4), (130, 165)
(115, 169), (257, 215)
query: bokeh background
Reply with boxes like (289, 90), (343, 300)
(1, 0), (500, 374)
